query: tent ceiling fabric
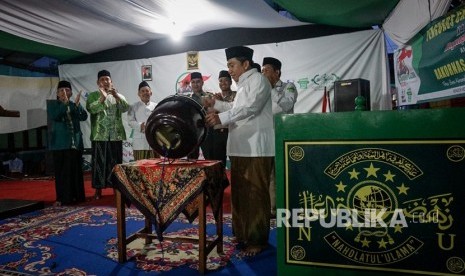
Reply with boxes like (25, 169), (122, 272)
(0, 30), (83, 60)
(274, 0), (400, 28)
(0, 0), (304, 58)
(0, 0), (455, 72)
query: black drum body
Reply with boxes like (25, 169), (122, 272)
(145, 95), (207, 158)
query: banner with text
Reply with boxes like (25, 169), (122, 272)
(395, 4), (465, 106)
(283, 141), (464, 275)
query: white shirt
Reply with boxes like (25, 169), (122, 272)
(127, 101), (157, 150)
(214, 69), (275, 157)
(272, 79), (298, 114)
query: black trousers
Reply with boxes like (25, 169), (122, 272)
(91, 141), (122, 189)
(200, 127), (228, 165)
(53, 149), (85, 204)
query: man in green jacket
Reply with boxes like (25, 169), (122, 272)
(86, 70), (129, 199)
(48, 80), (87, 206)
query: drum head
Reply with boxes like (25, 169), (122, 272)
(145, 95), (207, 158)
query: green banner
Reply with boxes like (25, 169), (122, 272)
(394, 4), (465, 105)
(283, 141), (465, 275)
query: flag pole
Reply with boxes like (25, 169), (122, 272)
(322, 86), (328, 113)
(327, 87), (331, 112)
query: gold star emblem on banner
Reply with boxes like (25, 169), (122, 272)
(348, 168), (360, 179)
(364, 162), (380, 178)
(396, 183), (410, 195)
(383, 170), (396, 182)
(335, 181), (347, 192)
(378, 238), (388, 249)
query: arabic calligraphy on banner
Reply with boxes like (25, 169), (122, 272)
(283, 141), (465, 275)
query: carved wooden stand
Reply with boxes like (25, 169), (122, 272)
(116, 189), (224, 274)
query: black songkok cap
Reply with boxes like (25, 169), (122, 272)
(97, 69), (111, 80)
(218, 70), (231, 79)
(252, 63), (261, 72)
(262, 57), (282, 70)
(225, 46), (253, 62)
(57, 80), (71, 90)
(190, 72), (202, 80)
(138, 81), (150, 90)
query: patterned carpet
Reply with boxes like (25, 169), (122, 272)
(0, 206), (277, 275)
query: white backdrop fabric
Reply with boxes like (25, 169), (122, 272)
(1, 29), (389, 161)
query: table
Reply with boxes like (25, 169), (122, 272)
(110, 158), (229, 273)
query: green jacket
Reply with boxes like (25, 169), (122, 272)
(85, 90), (129, 141)
(47, 100), (88, 150)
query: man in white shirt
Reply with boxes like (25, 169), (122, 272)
(262, 57), (298, 114)
(128, 81), (158, 160)
(262, 57), (298, 217)
(205, 46), (274, 257)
